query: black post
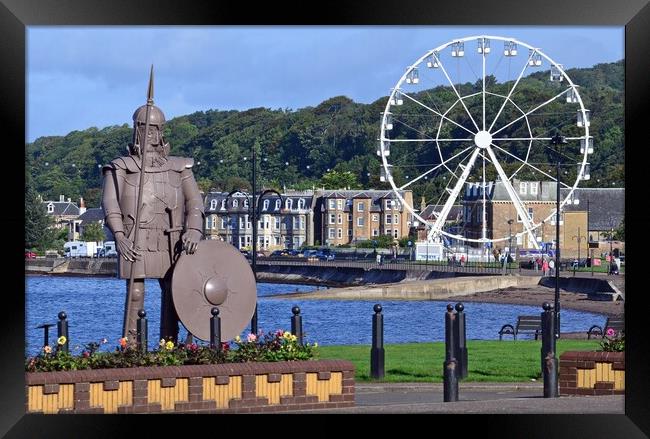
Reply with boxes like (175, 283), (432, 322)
(551, 133), (566, 340)
(541, 302), (558, 397)
(37, 323), (55, 349)
(210, 307), (222, 351)
(136, 309), (148, 353)
(57, 311), (69, 353)
(454, 303), (468, 379)
(251, 147), (258, 335)
(370, 304), (385, 380)
(291, 306), (303, 346)
(443, 304), (459, 402)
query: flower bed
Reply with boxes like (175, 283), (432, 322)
(559, 329), (625, 396)
(25, 330), (355, 413)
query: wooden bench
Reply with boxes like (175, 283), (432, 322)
(587, 317), (624, 339)
(499, 315), (542, 340)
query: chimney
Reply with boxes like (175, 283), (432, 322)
(59, 195), (65, 202)
(79, 197), (86, 215)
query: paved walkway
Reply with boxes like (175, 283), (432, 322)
(298, 382), (625, 414)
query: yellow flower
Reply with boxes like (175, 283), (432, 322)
(165, 341), (174, 351)
(290, 335), (297, 342)
(235, 335), (241, 343)
(57, 336), (67, 346)
(283, 331), (292, 339)
(313, 343), (318, 348)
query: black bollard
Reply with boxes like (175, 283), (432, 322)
(36, 323), (55, 349)
(454, 303), (468, 380)
(210, 307), (222, 351)
(291, 306), (303, 346)
(251, 304), (258, 335)
(443, 304), (459, 402)
(136, 309), (148, 353)
(370, 304), (385, 380)
(56, 311), (69, 353)
(541, 302), (558, 398)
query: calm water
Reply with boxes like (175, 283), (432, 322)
(25, 275), (604, 356)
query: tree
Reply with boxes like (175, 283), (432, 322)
(613, 218), (625, 241)
(81, 222), (106, 242)
(319, 170), (360, 190)
(25, 177), (55, 251)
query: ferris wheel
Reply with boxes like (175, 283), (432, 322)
(378, 35), (592, 251)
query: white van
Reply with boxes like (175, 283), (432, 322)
(100, 241), (118, 257)
(63, 241), (98, 258)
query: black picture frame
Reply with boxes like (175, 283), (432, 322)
(4, 0), (647, 436)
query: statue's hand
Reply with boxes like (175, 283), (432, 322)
(115, 232), (141, 262)
(182, 229), (202, 255)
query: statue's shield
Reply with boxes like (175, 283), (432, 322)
(172, 240), (256, 341)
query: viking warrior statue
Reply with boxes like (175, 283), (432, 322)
(101, 67), (204, 344)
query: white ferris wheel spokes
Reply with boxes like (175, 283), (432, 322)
(379, 35), (591, 251)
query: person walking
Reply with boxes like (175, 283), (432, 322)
(542, 259), (549, 277)
(548, 258), (555, 277)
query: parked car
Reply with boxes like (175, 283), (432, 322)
(25, 251), (37, 259)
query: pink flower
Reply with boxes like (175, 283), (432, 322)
(83, 351), (90, 358)
(606, 328), (616, 337)
(247, 333), (257, 342)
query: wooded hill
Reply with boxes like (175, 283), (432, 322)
(26, 60), (623, 208)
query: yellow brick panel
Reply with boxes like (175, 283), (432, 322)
(147, 379), (188, 411)
(306, 372), (342, 402)
(255, 374), (293, 405)
(27, 384), (74, 414)
(614, 371), (625, 390)
(89, 382), (133, 414)
(202, 376), (242, 408)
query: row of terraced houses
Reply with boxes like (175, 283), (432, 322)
(42, 179), (624, 257)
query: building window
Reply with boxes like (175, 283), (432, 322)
(263, 199), (269, 211)
(372, 214), (379, 222)
(394, 230), (398, 238)
(348, 214), (353, 221)
(300, 216), (305, 230)
(243, 198), (249, 208)
(519, 182), (527, 195)
(206, 216), (213, 229)
(286, 199), (293, 210)
(274, 236), (280, 245)
(517, 208), (534, 222)
(275, 217), (280, 229)
(372, 229), (379, 236)
(329, 228), (336, 239)
(337, 199), (343, 210)
(328, 199), (336, 209)
(293, 217), (298, 230)
(329, 214), (336, 224)
(210, 199), (217, 211)
(298, 198), (305, 210)
(246, 215), (251, 229)
(386, 215), (392, 224)
(221, 199), (226, 210)
(221, 218), (227, 229)
(337, 214), (342, 224)
(348, 229), (352, 236)
(275, 199), (281, 210)
(239, 217), (244, 229)
(530, 182), (538, 195)
(394, 214), (399, 224)
(233, 199), (238, 208)
(357, 202), (365, 212)
(357, 217), (364, 227)
(338, 228), (342, 238)
(385, 200), (393, 210)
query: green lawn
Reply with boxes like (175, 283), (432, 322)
(317, 340), (600, 382)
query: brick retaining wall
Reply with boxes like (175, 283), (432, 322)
(559, 351), (624, 396)
(25, 360), (355, 414)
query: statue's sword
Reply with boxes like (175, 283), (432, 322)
(122, 65), (155, 339)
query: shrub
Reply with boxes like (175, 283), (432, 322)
(25, 330), (318, 372)
(599, 328), (625, 352)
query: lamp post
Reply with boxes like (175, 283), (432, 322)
(507, 219), (514, 272)
(572, 227), (586, 277)
(609, 227), (614, 275)
(551, 132), (567, 339)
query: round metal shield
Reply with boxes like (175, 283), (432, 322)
(172, 240), (256, 341)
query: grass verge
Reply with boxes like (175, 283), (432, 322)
(317, 340), (600, 382)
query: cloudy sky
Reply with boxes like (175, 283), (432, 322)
(27, 26), (623, 142)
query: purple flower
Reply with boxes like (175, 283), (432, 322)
(606, 328), (616, 337)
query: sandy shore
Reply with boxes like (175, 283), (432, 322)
(459, 285), (624, 318)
